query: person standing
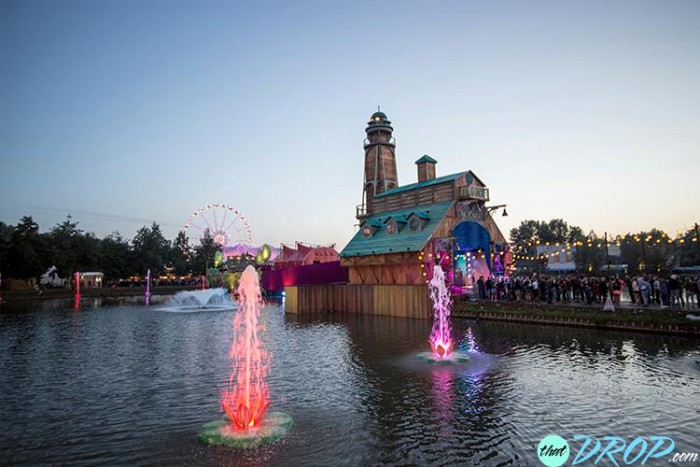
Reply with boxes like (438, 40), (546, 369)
(625, 276), (635, 304)
(638, 276), (650, 307)
(632, 278), (641, 305)
(477, 276), (486, 300)
(584, 279), (593, 306)
(600, 278), (609, 304)
(653, 276), (661, 305)
(660, 277), (670, 308)
(685, 278), (697, 308)
(532, 277), (539, 301)
(669, 275), (681, 308)
(612, 278), (622, 306)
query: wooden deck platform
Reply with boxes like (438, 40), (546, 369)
(284, 284), (432, 319)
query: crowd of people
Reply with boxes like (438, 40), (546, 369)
(471, 274), (700, 308)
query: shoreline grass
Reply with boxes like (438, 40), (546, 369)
(453, 300), (700, 335)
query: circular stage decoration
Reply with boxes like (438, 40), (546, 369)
(184, 203), (253, 247)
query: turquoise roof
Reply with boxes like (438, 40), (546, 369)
(385, 214), (407, 224)
(340, 201), (454, 257)
(374, 171), (464, 198)
(411, 211), (431, 220)
(415, 154), (437, 164)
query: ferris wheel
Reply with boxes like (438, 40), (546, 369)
(183, 203), (253, 247)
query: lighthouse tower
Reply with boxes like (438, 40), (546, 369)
(360, 110), (398, 218)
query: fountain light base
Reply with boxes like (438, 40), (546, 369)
(198, 411), (293, 448)
(416, 351), (470, 364)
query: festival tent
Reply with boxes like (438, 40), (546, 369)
(274, 242), (339, 269)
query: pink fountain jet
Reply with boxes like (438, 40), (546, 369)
(199, 265), (292, 447)
(428, 265), (453, 358)
(221, 265), (270, 429)
(73, 271), (81, 310)
(418, 265), (469, 363)
(74, 271), (81, 299)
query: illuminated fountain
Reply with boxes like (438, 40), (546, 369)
(418, 265), (469, 363)
(145, 269), (151, 305)
(199, 265), (292, 447)
(74, 271), (81, 299)
(158, 288), (236, 312)
(73, 271), (81, 310)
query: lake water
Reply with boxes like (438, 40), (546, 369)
(1, 297), (698, 466)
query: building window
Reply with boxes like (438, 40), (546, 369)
(409, 217), (422, 231)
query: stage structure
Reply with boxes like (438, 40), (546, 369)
(285, 111), (510, 317)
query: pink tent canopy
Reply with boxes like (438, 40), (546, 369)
(274, 242), (339, 269)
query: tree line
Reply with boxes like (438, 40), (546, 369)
(0, 215), (219, 283)
(510, 219), (700, 275)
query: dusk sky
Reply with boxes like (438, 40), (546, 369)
(1, 1), (698, 248)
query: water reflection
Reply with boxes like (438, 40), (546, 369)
(0, 301), (697, 466)
(430, 368), (455, 433)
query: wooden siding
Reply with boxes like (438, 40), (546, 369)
(284, 284), (432, 319)
(372, 180), (457, 213)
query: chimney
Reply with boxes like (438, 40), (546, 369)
(415, 155), (437, 182)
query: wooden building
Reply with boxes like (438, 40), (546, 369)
(342, 111), (509, 288)
(285, 111), (510, 317)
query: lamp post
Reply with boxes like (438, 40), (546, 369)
(605, 232), (611, 278)
(485, 204), (508, 217)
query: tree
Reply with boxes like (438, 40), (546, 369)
(510, 219), (578, 246)
(568, 226), (584, 243)
(75, 232), (101, 272)
(547, 219), (570, 244)
(170, 230), (191, 275)
(46, 216), (101, 277)
(192, 229), (218, 274)
(7, 216), (47, 279)
(0, 222), (13, 277)
(619, 230), (675, 275)
(100, 232), (131, 281)
(572, 232), (606, 274)
(509, 220), (541, 245)
(131, 222), (171, 275)
(47, 215), (81, 276)
(510, 219), (584, 274)
(676, 226), (700, 267)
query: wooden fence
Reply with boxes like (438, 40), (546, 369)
(284, 284), (431, 319)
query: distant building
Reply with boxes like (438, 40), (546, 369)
(535, 244), (622, 273)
